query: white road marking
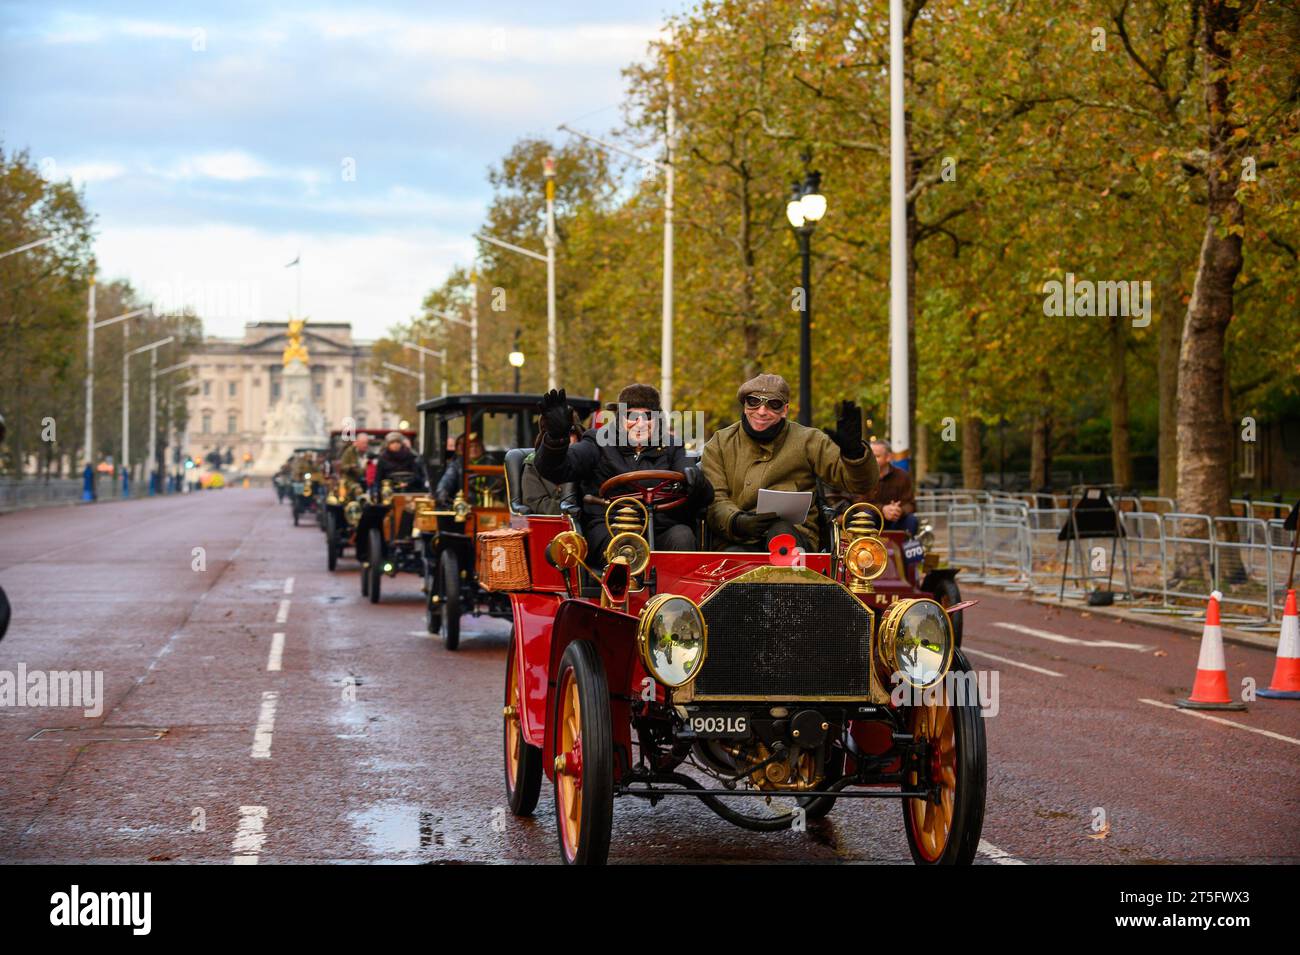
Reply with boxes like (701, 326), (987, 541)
(283, 577), (294, 595)
(1139, 699), (1300, 746)
(267, 632), (285, 672)
(993, 621), (1153, 652)
(978, 839), (1026, 864)
(231, 805), (267, 864)
(251, 691), (279, 759)
(964, 647), (1064, 678)
(275, 599), (290, 624)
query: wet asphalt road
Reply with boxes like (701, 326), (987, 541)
(1, 488), (1296, 864)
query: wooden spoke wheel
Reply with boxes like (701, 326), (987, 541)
(552, 640), (613, 865)
(901, 656), (986, 865)
(503, 633), (542, 816)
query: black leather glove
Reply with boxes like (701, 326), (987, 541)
(538, 388), (570, 445)
(731, 510), (780, 539)
(829, 399), (866, 459)
(683, 465), (713, 506)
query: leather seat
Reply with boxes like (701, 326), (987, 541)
(504, 447), (581, 521)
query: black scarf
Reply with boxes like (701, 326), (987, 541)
(741, 416), (787, 444)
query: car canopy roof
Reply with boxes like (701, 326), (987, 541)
(417, 393), (600, 415)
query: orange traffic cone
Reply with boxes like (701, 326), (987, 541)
(1258, 589), (1300, 700)
(1177, 591), (1247, 711)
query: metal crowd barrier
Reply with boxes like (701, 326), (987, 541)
(915, 488), (1297, 629)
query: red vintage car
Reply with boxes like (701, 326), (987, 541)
(497, 462), (987, 865)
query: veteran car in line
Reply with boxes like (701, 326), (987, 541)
(494, 463), (987, 865)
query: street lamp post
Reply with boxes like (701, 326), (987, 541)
(429, 308), (476, 393)
(123, 336), (174, 495)
(559, 59), (676, 413)
(85, 291), (148, 472)
(889, 0), (911, 468)
(472, 232), (551, 387)
(153, 359), (191, 493)
(382, 362), (423, 448)
(544, 157), (558, 391)
(508, 329), (525, 392)
(786, 169), (826, 426)
(400, 341), (447, 452)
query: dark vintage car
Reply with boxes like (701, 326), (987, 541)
(497, 472), (986, 865)
(416, 393), (599, 650)
(324, 428), (415, 572)
(356, 466), (431, 607)
(290, 447), (327, 527)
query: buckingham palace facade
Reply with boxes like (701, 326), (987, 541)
(184, 322), (395, 471)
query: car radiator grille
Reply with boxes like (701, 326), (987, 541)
(695, 582), (873, 698)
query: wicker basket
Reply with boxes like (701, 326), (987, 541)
(477, 527), (531, 591)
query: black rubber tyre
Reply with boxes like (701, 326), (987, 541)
(925, 574), (964, 647)
(367, 527), (383, 604)
(503, 632), (543, 816)
(901, 652), (986, 865)
(439, 548), (461, 651)
(552, 640), (614, 865)
(326, 513), (339, 571)
(424, 556), (442, 634)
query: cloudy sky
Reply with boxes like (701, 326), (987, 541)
(1, 1), (684, 340)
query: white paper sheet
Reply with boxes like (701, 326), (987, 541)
(756, 488), (813, 524)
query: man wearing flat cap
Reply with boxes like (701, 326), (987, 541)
(701, 373), (876, 551)
(536, 383), (713, 559)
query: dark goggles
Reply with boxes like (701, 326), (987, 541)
(742, 394), (787, 411)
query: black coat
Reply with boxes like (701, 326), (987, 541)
(535, 427), (709, 533)
(375, 447), (427, 490)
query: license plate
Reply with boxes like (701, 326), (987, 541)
(686, 712), (750, 739)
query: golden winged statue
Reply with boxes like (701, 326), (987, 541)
(283, 317), (309, 366)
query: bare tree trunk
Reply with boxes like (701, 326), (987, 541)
(1177, 0), (1245, 521)
(1030, 413), (1051, 490)
(961, 415), (984, 490)
(1157, 275), (1184, 501)
(1175, 0), (1247, 582)
(1109, 315), (1132, 489)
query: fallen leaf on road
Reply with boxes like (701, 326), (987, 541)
(1088, 821), (1111, 840)
(1153, 649), (1167, 657)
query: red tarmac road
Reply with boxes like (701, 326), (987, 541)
(1, 489), (1296, 864)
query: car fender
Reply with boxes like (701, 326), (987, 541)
(543, 599), (639, 782)
(920, 567), (961, 590)
(508, 591), (564, 750)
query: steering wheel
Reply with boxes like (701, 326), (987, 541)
(598, 469), (689, 514)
